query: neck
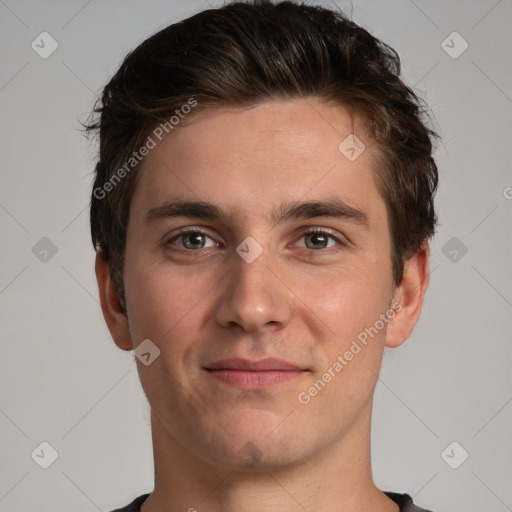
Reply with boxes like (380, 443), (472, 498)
(141, 403), (398, 512)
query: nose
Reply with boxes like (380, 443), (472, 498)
(214, 249), (293, 334)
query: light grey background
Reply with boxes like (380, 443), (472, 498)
(1, 1), (511, 511)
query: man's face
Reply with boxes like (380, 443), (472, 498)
(121, 99), (399, 470)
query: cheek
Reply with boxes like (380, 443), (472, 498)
(301, 263), (391, 329)
(123, 256), (196, 344)
(293, 259), (394, 379)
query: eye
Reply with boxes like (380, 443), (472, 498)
(296, 229), (342, 250)
(168, 229), (217, 250)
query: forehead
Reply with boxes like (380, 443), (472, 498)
(130, 99), (384, 223)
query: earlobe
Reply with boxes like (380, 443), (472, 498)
(385, 243), (430, 348)
(95, 251), (133, 351)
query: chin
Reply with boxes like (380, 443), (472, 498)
(209, 441), (307, 473)
(199, 422), (312, 473)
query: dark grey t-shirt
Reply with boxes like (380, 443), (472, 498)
(111, 492), (434, 511)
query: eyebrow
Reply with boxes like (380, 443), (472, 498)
(144, 197), (369, 228)
(271, 198), (369, 228)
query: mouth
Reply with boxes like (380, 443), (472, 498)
(203, 358), (308, 389)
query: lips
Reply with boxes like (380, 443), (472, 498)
(205, 357), (303, 371)
(204, 358), (306, 388)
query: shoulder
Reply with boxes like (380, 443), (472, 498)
(385, 492), (435, 512)
(109, 493), (150, 512)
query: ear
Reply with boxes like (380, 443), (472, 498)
(95, 250), (133, 351)
(385, 242), (430, 348)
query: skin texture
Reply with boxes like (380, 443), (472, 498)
(96, 99), (429, 512)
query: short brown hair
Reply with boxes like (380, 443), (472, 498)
(86, 0), (439, 310)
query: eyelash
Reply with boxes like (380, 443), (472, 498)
(165, 227), (345, 251)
